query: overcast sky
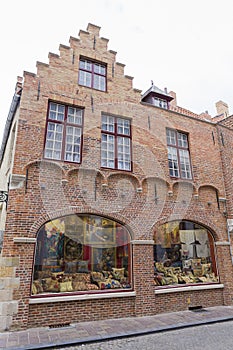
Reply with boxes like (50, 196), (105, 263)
(1, 0), (233, 144)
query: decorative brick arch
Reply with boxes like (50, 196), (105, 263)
(29, 208), (135, 241)
(152, 216), (219, 241)
(24, 159), (66, 177)
(198, 184), (224, 198)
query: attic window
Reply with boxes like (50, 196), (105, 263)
(78, 58), (107, 92)
(153, 97), (168, 109)
(141, 84), (173, 109)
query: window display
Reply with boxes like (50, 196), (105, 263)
(154, 221), (219, 287)
(32, 215), (131, 295)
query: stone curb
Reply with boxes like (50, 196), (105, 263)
(4, 315), (233, 350)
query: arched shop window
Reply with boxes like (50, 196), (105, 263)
(154, 221), (219, 287)
(32, 214), (131, 295)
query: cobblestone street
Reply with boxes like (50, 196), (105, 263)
(56, 321), (233, 350)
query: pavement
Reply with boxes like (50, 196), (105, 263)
(1, 305), (233, 350)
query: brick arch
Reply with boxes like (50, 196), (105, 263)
(152, 217), (219, 279)
(171, 180), (197, 196)
(198, 184), (222, 197)
(67, 167), (105, 179)
(141, 176), (170, 188)
(24, 159), (66, 177)
(198, 184), (222, 211)
(152, 216), (219, 241)
(107, 171), (141, 188)
(29, 208), (135, 241)
(67, 167), (106, 189)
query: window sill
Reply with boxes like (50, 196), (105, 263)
(155, 283), (224, 294)
(100, 166), (132, 173)
(29, 290), (136, 304)
(78, 84), (107, 93)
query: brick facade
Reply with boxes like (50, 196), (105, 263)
(1, 23), (233, 331)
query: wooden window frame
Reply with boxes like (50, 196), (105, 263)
(78, 57), (107, 92)
(101, 114), (132, 171)
(44, 101), (84, 163)
(166, 128), (192, 180)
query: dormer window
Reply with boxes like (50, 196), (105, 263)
(141, 84), (173, 109)
(153, 97), (168, 109)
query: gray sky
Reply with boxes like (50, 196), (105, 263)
(1, 0), (233, 143)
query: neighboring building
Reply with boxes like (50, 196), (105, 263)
(1, 23), (233, 331)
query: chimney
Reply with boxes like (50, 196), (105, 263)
(215, 100), (229, 118)
(15, 76), (23, 95)
(169, 91), (177, 107)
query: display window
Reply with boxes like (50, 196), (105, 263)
(154, 221), (219, 287)
(32, 214), (131, 296)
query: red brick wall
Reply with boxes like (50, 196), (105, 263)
(217, 123), (233, 218)
(28, 297), (135, 328)
(155, 289), (224, 314)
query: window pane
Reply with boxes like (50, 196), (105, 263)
(154, 221), (219, 287)
(55, 132), (62, 141)
(179, 149), (192, 179)
(167, 146), (179, 177)
(32, 215), (131, 295)
(93, 75), (106, 91)
(101, 133), (115, 168)
(54, 151), (61, 159)
(54, 141), (62, 150)
(79, 59), (92, 71)
(101, 115), (114, 132)
(78, 71), (92, 87)
(154, 98), (159, 107)
(49, 103), (65, 122)
(178, 132), (188, 148)
(65, 126), (81, 163)
(117, 136), (131, 171)
(154, 97), (168, 109)
(166, 129), (176, 146)
(94, 63), (106, 75)
(67, 107), (83, 125)
(56, 124), (63, 132)
(117, 118), (130, 136)
(44, 122), (63, 160)
(44, 150), (52, 158)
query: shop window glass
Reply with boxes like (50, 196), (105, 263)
(154, 221), (219, 287)
(32, 215), (131, 295)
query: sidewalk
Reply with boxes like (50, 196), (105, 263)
(1, 305), (233, 350)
